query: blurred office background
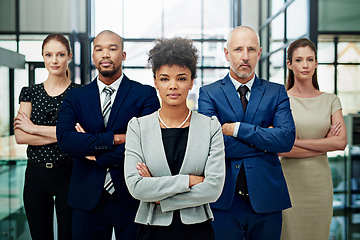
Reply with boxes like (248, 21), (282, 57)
(0, 0), (359, 239)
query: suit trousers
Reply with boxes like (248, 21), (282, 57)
(23, 164), (73, 240)
(72, 190), (138, 240)
(212, 194), (282, 240)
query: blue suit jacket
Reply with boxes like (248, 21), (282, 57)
(56, 75), (160, 211)
(198, 74), (295, 213)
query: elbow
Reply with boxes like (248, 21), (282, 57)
(338, 141), (347, 151)
(15, 137), (25, 145)
(14, 133), (26, 145)
(125, 179), (147, 201)
(282, 130), (296, 152)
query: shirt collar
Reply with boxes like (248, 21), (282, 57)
(97, 74), (123, 95)
(229, 74), (255, 92)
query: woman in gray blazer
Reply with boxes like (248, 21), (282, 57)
(124, 38), (225, 240)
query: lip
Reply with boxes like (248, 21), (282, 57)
(50, 66), (60, 70)
(301, 71), (310, 74)
(240, 64), (250, 68)
(100, 61), (112, 67)
(167, 93), (180, 99)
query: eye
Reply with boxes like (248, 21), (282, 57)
(295, 59), (301, 62)
(178, 77), (187, 81)
(234, 47), (241, 52)
(159, 77), (168, 81)
(249, 48), (256, 52)
(309, 58), (314, 62)
(110, 48), (117, 51)
(59, 53), (66, 57)
(45, 53), (51, 57)
(95, 48), (102, 52)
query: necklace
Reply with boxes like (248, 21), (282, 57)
(157, 109), (191, 128)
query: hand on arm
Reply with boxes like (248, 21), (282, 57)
(114, 134), (126, 145)
(294, 110), (347, 152)
(14, 102), (57, 145)
(136, 162), (204, 203)
(222, 123), (236, 136)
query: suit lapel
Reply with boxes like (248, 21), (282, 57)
(246, 77), (265, 123)
(220, 75), (245, 121)
(106, 75), (132, 130)
(88, 79), (105, 128)
(148, 112), (172, 175)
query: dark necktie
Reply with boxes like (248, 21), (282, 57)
(102, 86), (115, 194)
(237, 85), (249, 112)
(236, 85), (249, 195)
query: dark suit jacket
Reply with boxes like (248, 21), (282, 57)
(198, 74), (295, 214)
(56, 75), (160, 211)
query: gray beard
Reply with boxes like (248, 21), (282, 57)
(231, 65), (254, 79)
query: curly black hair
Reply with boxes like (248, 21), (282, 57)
(148, 37), (199, 79)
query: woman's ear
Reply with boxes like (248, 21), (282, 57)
(189, 79), (194, 90)
(287, 59), (293, 70)
(154, 78), (158, 89)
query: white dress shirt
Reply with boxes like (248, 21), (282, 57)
(97, 74), (123, 112)
(229, 74), (255, 137)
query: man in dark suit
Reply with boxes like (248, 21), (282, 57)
(198, 26), (295, 240)
(56, 30), (160, 240)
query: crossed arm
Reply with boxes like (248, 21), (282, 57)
(14, 102), (57, 146)
(124, 117), (225, 212)
(278, 109), (347, 158)
(74, 122), (125, 161)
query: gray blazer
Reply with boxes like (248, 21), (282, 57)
(124, 111), (225, 226)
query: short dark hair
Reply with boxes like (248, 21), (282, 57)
(148, 37), (199, 79)
(286, 38), (319, 91)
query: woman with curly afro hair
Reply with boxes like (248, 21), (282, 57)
(124, 37), (225, 240)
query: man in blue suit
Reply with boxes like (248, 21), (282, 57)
(198, 26), (295, 240)
(56, 30), (160, 240)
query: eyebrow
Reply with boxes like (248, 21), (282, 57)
(159, 73), (188, 77)
(94, 44), (119, 48)
(43, 50), (67, 54)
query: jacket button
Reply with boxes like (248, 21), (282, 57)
(235, 164), (240, 169)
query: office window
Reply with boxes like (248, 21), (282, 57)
(94, 0), (232, 110)
(0, 67), (10, 137)
(286, 0), (308, 41)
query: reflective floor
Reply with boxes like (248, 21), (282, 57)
(0, 136), (359, 240)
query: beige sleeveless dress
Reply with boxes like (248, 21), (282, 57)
(280, 92), (342, 240)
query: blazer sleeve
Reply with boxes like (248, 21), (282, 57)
(95, 86), (160, 167)
(235, 85), (295, 153)
(124, 117), (191, 202)
(159, 117), (225, 212)
(56, 89), (115, 157)
(198, 86), (262, 159)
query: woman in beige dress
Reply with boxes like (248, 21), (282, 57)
(279, 38), (347, 240)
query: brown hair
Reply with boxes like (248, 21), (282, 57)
(286, 38), (319, 91)
(42, 33), (72, 78)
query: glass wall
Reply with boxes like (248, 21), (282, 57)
(259, 1), (360, 239)
(259, 0), (309, 82)
(94, 0), (233, 110)
(0, 67), (10, 137)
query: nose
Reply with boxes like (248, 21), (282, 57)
(169, 79), (178, 90)
(102, 49), (110, 58)
(242, 51), (249, 61)
(303, 60), (309, 68)
(51, 55), (58, 63)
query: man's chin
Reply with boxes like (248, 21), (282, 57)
(100, 70), (117, 77)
